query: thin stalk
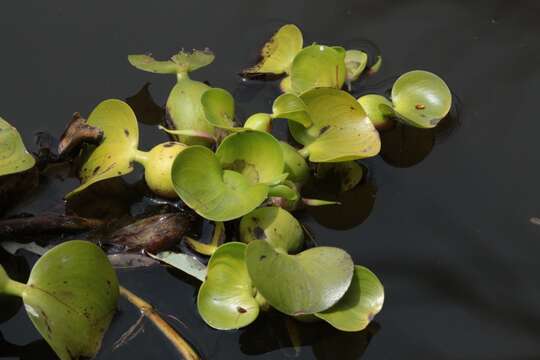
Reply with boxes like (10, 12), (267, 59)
(133, 150), (150, 167)
(3, 279), (27, 297)
(0, 265), (26, 298)
(119, 286), (199, 360)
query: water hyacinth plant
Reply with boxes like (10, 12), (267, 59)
(128, 49), (219, 145)
(0, 241), (119, 360)
(0, 22), (456, 357)
(65, 99), (187, 199)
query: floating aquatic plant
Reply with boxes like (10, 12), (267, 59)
(65, 99), (186, 199)
(242, 24), (372, 94)
(359, 70), (452, 129)
(171, 130), (284, 221)
(0, 22), (459, 356)
(289, 87), (381, 162)
(0, 240), (118, 360)
(129, 49), (218, 145)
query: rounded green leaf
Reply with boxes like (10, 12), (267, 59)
(23, 240), (119, 360)
(280, 142), (310, 186)
(166, 79), (216, 146)
(243, 24), (303, 75)
(66, 99), (139, 198)
(391, 70), (452, 128)
(271, 93), (312, 128)
(289, 88), (381, 162)
(216, 130), (284, 185)
(240, 207), (303, 253)
(171, 145), (268, 221)
(290, 45), (346, 94)
(243, 113), (272, 132)
(246, 240), (354, 315)
(201, 88), (236, 130)
(345, 50), (368, 83)
(197, 242), (259, 330)
(0, 118), (35, 176)
(358, 94), (395, 130)
(316, 265), (384, 332)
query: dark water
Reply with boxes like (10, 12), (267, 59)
(2, 0), (540, 359)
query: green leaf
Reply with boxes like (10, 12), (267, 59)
(358, 94), (395, 130)
(289, 44), (346, 94)
(216, 130), (285, 185)
(272, 93), (312, 128)
(166, 79), (216, 146)
(128, 54), (182, 74)
(246, 240), (354, 315)
(243, 113), (272, 132)
(171, 49), (215, 72)
(280, 142), (310, 186)
(66, 99), (139, 198)
(240, 207), (304, 253)
(197, 242), (259, 330)
(345, 50), (368, 83)
(391, 70), (452, 128)
(242, 24), (303, 75)
(201, 88), (236, 130)
(23, 240), (118, 360)
(147, 251), (207, 282)
(0, 118), (35, 176)
(289, 88), (381, 162)
(316, 265), (384, 332)
(128, 49), (215, 74)
(171, 145), (268, 221)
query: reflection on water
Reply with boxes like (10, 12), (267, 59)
(239, 310), (379, 359)
(380, 122), (435, 168)
(303, 165), (377, 230)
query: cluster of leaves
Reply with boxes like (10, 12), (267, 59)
(0, 23), (453, 357)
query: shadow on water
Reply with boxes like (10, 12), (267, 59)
(125, 83), (166, 126)
(0, 332), (57, 360)
(302, 165), (377, 230)
(239, 310), (379, 359)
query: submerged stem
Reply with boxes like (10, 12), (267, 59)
(119, 286), (199, 360)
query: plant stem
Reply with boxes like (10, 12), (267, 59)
(133, 150), (150, 167)
(119, 286), (199, 360)
(0, 266), (26, 298)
